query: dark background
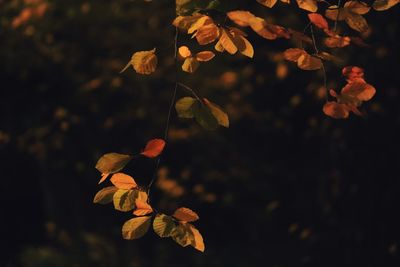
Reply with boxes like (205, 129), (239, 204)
(1, 0), (399, 266)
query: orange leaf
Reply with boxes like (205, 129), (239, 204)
(133, 200), (153, 216)
(141, 139), (166, 158)
(341, 81), (376, 101)
(323, 102), (350, 119)
(283, 48), (306, 62)
(308, 13), (329, 30)
(110, 173), (137, 190)
(194, 23), (220, 45)
(227, 10), (255, 27)
(195, 51), (215, 62)
(178, 46), (192, 58)
(324, 35), (351, 48)
(173, 207), (199, 222)
(342, 66), (364, 82)
(98, 173), (109, 184)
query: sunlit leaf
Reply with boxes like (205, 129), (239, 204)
(373, 0), (400, 11)
(227, 10), (255, 27)
(173, 207), (199, 222)
(173, 14), (203, 30)
(203, 98), (229, 127)
(297, 54), (322, 70)
(141, 139), (166, 158)
(344, 1), (370, 14)
(308, 13), (328, 30)
(95, 153), (132, 178)
(178, 46), (192, 58)
(296, 0), (318, 12)
(188, 16), (211, 34)
(283, 48), (306, 62)
(323, 101), (350, 119)
(113, 189), (137, 212)
(187, 224), (205, 252)
(175, 97), (197, 118)
(256, 0), (278, 8)
(195, 51), (215, 62)
(153, 214), (176, 237)
(93, 186), (118, 204)
(342, 66), (364, 82)
(345, 13), (369, 32)
(122, 216), (151, 239)
(110, 173), (137, 190)
(324, 35), (351, 48)
(121, 49), (158, 75)
(133, 200), (153, 216)
(171, 223), (193, 247)
(219, 28), (238, 54)
(341, 81), (376, 101)
(233, 35), (254, 58)
(182, 57), (200, 73)
(194, 23), (220, 45)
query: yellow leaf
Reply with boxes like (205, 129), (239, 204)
(153, 214), (176, 237)
(122, 216), (151, 240)
(182, 57), (200, 73)
(95, 153), (132, 177)
(113, 189), (137, 212)
(219, 28), (238, 55)
(178, 46), (192, 58)
(233, 35), (254, 58)
(173, 207), (199, 222)
(297, 54), (322, 70)
(121, 49), (157, 75)
(93, 186), (118, 204)
(256, 0), (278, 8)
(172, 14), (203, 31)
(203, 98), (229, 128)
(214, 39), (224, 52)
(227, 10), (256, 27)
(175, 97), (197, 118)
(195, 51), (215, 62)
(188, 16), (211, 34)
(110, 173), (137, 190)
(249, 17), (279, 40)
(296, 0), (318, 12)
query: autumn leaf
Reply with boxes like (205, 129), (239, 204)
(122, 216), (151, 239)
(342, 66), (364, 82)
(372, 0), (400, 11)
(141, 139), (166, 158)
(153, 213), (176, 237)
(113, 189), (137, 212)
(323, 101), (350, 119)
(249, 17), (289, 40)
(133, 200), (153, 216)
(182, 57), (200, 73)
(173, 14), (204, 30)
(120, 49), (158, 75)
(324, 35), (351, 48)
(187, 223), (205, 252)
(325, 1), (370, 32)
(219, 28), (238, 55)
(308, 13), (329, 30)
(175, 97), (196, 118)
(173, 207), (199, 222)
(227, 10), (256, 27)
(283, 48), (322, 70)
(203, 98), (229, 127)
(257, 0), (278, 8)
(195, 51), (215, 62)
(171, 222), (205, 252)
(296, 0), (318, 12)
(93, 186), (118, 204)
(95, 153), (132, 180)
(283, 48), (306, 62)
(110, 173), (137, 190)
(178, 46), (192, 58)
(341, 81), (376, 101)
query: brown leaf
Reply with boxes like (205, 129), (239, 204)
(227, 10), (256, 27)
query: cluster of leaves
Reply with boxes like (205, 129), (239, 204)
(94, 0), (398, 253)
(93, 139), (205, 252)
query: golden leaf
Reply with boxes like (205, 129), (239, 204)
(256, 0), (278, 8)
(296, 0), (318, 12)
(182, 57), (200, 73)
(227, 10), (256, 27)
(121, 49), (157, 75)
(122, 216), (151, 239)
(297, 54), (322, 70)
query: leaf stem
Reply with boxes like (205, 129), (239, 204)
(177, 82), (202, 102)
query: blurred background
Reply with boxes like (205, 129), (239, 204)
(1, 0), (399, 266)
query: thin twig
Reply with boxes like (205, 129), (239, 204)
(177, 82), (202, 102)
(147, 26), (179, 198)
(334, 0), (343, 32)
(310, 25), (329, 102)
